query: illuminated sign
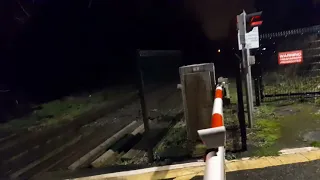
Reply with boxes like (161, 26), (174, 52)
(278, 50), (303, 65)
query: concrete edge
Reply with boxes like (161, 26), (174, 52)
(70, 162), (205, 180)
(279, 146), (320, 155)
(70, 148), (320, 180)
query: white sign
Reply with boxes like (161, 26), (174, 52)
(238, 27), (259, 50)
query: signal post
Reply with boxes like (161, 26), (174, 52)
(237, 10), (263, 128)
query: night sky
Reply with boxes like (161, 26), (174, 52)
(0, 0), (319, 104)
(186, 0), (254, 40)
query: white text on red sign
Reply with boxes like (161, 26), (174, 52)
(278, 50), (303, 65)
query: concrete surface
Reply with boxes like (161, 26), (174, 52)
(70, 149), (320, 180)
(225, 160), (320, 180)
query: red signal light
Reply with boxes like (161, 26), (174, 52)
(250, 15), (261, 22)
(250, 21), (263, 26)
(250, 15), (263, 27)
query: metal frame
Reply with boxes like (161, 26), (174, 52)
(136, 49), (181, 162)
(260, 25), (320, 39)
(255, 26), (320, 101)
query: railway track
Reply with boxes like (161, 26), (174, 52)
(0, 84), (182, 179)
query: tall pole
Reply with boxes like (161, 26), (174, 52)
(235, 53), (247, 151)
(238, 11), (254, 128)
(241, 46), (254, 128)
(136, 50), (153, 163)
(245, 48), (254, 128)
(252, 55), (261, 106)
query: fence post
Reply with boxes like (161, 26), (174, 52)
(259, 75), (264, 102)
(257, 58), (264, 102)
(234, 52), (248, 151)
(254, 77), (261, 106)
(136, 50), (153, 163)
(236, 62), (247, 151)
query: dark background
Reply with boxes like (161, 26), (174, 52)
(0, 0), (319, 121)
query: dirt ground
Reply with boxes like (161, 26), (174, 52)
(226, 80), (320, 158)
(0, 83), (182, 179)
(151, 80), (320, 163)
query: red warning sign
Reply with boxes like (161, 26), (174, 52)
(278, 50), (303, 65)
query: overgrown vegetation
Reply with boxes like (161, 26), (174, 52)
(262, 33), (320, 95)
(224, 80), (240, 128)
(248, 104), (281, 156)
(154, 121), (190, 160)
(311, 141), (320, 147)
(250, 100), (320, 156)
(154, 77), (320, 162)
(264, 75), (320, 95)
(0, 88), (133, 131)
(251, 119), (281, 156)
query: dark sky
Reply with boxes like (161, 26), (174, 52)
(186, 0), (254, 40)
(0, 0), (319, 97)
(2, 0), (319, 45)
(0, 0), (255, 44)
(185, 0), (320, 39)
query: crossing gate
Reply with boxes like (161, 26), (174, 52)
(254, 25), (320, 101)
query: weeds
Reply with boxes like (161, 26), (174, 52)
(248, 102), (282, 157)
(0, 88), (132, 131)
(250, 119), (281, 156)
(154, 121), (188, 157)
(314, 98), (320, 106)
(253, 120), (281, 147)
(255, 105), (275, 119)
(253, 146), (280, 157)
(310, 141), (320, 147)
(263, 74), (320, 95)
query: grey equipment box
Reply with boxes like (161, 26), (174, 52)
(178, 63), (216, 141)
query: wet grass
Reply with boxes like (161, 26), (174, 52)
(263, 74), (320, 95)
(228, 79), (238, 104)
(224, 80), (240, 128)
(247, 104), (281, 157)
(311, 141), (320, 147)
(255, 72), (320, 156)
(152, 78), (320, 162)
(227, 78), (320, 157)
(248, 100), (320, 157)
(154, 120), (211, 162)
(154, 121), (190, 160)
(227, 75), (320, 158)
(250, 119), (281, 156)
(0, 88), (133, 132)
(153, 80), (242, 162)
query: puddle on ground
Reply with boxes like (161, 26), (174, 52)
(274, 107), (300, 116)
(241, 103), (320, 158)
(275, 104), (320, 149)
(303, 130), (320, 142)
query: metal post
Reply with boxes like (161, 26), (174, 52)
(236, 59), (247, 151)
(241, 47), (254, 128)
(136, 50), (153, 163)
(246, 48), (255, 123)
(254, 77), (261, 106)
(238, 10), (254, 128)
(259, 75), (264, 101)
(258, 61), (264, 102)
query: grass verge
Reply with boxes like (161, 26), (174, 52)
(311, 141), (320, 147)
(154, 121), (190, 161)
(0, 87), (133, 132)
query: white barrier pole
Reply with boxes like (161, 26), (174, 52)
(204, 146), (225, 180)
(198, 83), (226, 180)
